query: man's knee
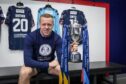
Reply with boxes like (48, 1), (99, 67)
(19, 66), (36, 79)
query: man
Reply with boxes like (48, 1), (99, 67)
(18, 14), (62, 84)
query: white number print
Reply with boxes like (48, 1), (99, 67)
(13, 18), (28, 32)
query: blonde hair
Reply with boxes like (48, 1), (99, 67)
(40, 13), (53, 18)
(40, 13), (53, 22)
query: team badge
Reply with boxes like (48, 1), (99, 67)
(39, 44), (52, 56)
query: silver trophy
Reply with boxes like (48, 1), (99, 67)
(69, 18), (82, 62)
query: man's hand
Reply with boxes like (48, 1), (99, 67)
(48, 60), (61, 76)
(48, 65), (61, 76)
(49, 60), (59, 69)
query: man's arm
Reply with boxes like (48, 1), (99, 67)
(55, 36), (62, 65)
(46, 35), (62, 75)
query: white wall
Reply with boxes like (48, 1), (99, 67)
(0, 0), (106, 67)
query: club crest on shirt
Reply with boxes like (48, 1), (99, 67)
(39, 44), (52, 56)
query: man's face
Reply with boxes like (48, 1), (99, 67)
(40, 17), (53, 37)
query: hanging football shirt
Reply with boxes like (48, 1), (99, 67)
(0, 6), (5, 41)
(0, 6), (5, 26)
(37, 5), (60, 35)
(5, 5), (34, 50)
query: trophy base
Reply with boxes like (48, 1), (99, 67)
(69, 51), (82, 63)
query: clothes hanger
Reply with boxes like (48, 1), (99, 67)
(44, 4), (52, 8)
(71, 7), (76, 10)
(16, 2), (24, 6)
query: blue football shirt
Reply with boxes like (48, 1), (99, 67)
(37, 5), (60, 35)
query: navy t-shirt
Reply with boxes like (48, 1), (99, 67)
(24, 29), (62, 70)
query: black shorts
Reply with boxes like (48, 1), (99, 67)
(36, 68), (48, 74)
